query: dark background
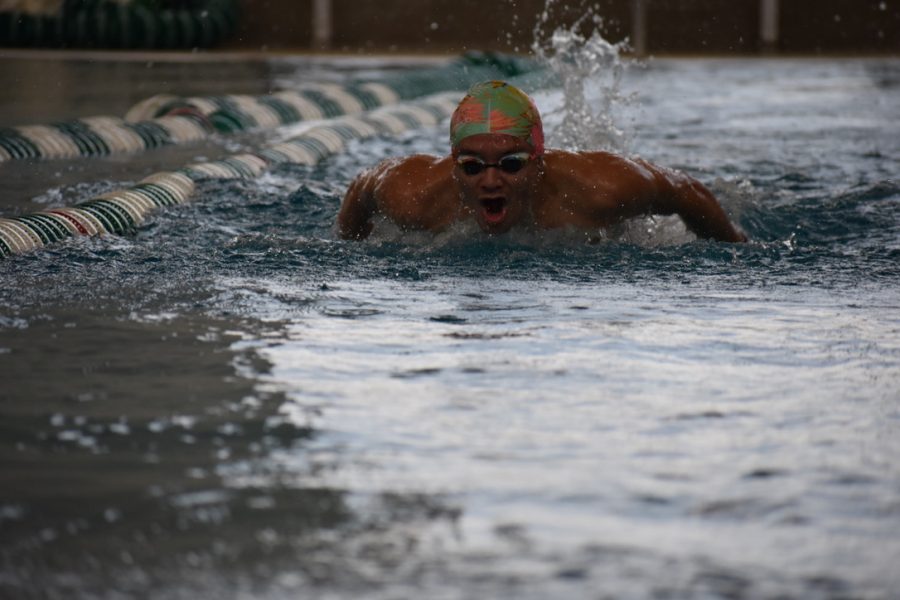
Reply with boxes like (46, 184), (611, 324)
(231, 0), (899, 54)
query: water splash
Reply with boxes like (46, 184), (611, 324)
(531, 2), (632, 152)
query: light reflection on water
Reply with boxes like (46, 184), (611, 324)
(218, 277), (900, 596)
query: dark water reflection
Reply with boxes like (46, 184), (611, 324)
(0, 301), (465, 598)
(0, 311), (342, 595)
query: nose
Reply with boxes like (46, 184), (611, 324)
(478, 165), (503, 191)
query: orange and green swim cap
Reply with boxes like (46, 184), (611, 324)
(450, 81), (544, 156)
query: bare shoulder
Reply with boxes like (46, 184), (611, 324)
(341, 154), (458, 234)
(354, 155), (449, 195)
(371, 154), (453, 204)
(343, 154), (452, 205)
(543, 149), (660, 185)
(534, 149), (681, 228)
(539, 150), (664, 209)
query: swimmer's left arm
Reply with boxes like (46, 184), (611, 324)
(577, 153), (746, 242)
(641, 161), (748, 243)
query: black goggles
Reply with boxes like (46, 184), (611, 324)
(456, 152), (531, 176)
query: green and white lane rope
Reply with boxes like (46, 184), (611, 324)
(0, 52), (542, 163)
(0, 92), (460, 258)
(0, 114), (213, 160)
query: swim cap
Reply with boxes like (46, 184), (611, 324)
(450, 81), (544, 156)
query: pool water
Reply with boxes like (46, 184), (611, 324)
(1, 55), (899, 599)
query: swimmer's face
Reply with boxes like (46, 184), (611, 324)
(452, 133), (541, 235)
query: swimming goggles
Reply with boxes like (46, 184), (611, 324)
(456, 152), (531, 176)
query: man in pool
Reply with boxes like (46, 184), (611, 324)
(337, 80), (747, 243)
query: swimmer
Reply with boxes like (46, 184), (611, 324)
(338, 80), (747, 243)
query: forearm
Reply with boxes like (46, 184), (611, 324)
(672, 178), (747, 243)
(337, 208), (373, 239)
(337, 176), (376, 240)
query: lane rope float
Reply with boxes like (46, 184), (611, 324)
(0, 114), (214, 161)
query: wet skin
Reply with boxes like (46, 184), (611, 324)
(337, 133), (747, 242)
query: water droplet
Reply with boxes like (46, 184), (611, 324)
(277, 572), (304, 589)
(247, 496), (276, 510)
(218, 422), (238, 436)
(0, 505), (24, 521)
(256, 528), (279, 545)
(533, 19), (631, 152)
(104, 508), (121, 523)
(108, 420), (130, 435)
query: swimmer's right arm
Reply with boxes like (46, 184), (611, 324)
(337, 167), (379, 240)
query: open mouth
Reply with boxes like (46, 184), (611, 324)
(480, 197), (508, 225)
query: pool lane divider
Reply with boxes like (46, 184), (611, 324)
(0, 52), (542, 163)
(0, 85), (385, 162)
(0, 92), (461, 258)
(0, 114), (213, 161)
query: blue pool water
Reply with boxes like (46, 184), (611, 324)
(1, 55), (899, 599)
